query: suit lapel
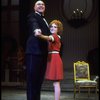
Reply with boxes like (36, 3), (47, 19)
(34, 13), (49, 27)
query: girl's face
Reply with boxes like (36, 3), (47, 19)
(50, 23), (58, 34)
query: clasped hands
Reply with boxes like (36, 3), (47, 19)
(34, 29), (42, 37)
(34, 29), (52, 41)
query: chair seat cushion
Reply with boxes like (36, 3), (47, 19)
(76, 80), (97, 86)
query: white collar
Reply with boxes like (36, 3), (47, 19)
(35, 11), (43, 16)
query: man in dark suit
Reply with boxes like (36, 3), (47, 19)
(25, 0), (51, 100)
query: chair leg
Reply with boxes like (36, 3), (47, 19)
(95, 86), (98, 99)
(74, 86), (76, 99)
(88, 88), (90, 97)
(78, 86), (80, 99)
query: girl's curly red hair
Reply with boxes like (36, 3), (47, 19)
(49, 20), (63, 35)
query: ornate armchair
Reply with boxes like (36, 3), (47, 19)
(73, 61), (98, 99)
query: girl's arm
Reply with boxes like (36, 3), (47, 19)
(37, 34), (52, 41)
(34, 29), (53, 41)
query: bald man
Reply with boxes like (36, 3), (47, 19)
(25, 0), (51, 100)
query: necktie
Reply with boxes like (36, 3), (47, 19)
(41, 15), (45, 18)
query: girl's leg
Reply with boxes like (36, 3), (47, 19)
(53, 81), (61, 100)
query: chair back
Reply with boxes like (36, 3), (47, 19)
(74, 61), (90, 82)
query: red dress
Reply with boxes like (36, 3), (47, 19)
(45, 34), (63, 80)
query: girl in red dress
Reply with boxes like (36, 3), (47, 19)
(35, 20), (63, 100)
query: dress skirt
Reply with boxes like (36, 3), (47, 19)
(45, 53), (63, 80)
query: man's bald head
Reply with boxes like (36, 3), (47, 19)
(34, 0), (45, 14)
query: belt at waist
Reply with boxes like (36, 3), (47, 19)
(48, 51), (59, 54)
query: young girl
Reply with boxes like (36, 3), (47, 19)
(35, 20), (64, 100)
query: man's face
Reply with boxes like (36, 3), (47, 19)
(34, 1), (45, 13)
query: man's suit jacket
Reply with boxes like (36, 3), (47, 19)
(25, 12), (50, 55)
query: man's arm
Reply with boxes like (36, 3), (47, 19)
(34, 29), (53, 41)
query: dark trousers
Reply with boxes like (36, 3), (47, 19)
(25, 54), (47, 100)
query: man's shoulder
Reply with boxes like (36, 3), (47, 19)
(27, 12), (35, 18)
(28, 12), (41, 18)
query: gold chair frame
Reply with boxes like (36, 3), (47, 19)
(73, 61), (98, 99)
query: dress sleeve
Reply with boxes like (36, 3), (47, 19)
(51, 34), (60, 42)
(49, 35), (54, 42)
